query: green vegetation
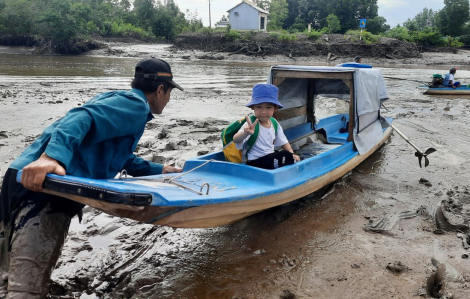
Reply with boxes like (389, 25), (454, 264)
(306, 30), (322, 40)
(226, 29), (241, 40)
(278, 32), (297, 42)
(0, 0), (203, 52)
(326, 14), (341, 34)
(345, 30), (380, 44)
(253, 0), (380, 34)
(1, 0), (468, 53)
(267, 0), (288, 31)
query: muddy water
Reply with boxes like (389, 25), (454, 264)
(2, 45), (470, 298)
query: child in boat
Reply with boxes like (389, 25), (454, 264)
(233, 83), (300, 169)
(443, 67), (461, 89)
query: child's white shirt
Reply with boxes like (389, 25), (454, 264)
(234, 120), (288, 161)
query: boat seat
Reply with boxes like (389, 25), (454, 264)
(314, 114), (349, 144)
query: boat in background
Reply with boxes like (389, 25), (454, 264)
(336, 62), (373, 68)
(420, 85), (470, 95)
(18, 66), (393, 228)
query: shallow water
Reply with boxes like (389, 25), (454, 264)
(2, 45), (470, 298)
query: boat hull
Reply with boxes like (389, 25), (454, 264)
(43, 127), (392, 228)
(424, 87), (470, 95)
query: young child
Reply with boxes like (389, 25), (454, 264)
(233, 83), (300, 169)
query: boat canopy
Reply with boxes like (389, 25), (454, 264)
(268, 65), (389, 154)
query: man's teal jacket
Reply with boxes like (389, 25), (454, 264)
(11, 89), (164, 178)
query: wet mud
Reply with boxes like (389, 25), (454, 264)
(2, 44), (470, 298)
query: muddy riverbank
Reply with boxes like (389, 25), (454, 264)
(1, 44), (470, 298)
(173, 33), (421, 60)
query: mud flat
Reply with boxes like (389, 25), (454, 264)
(1, 44), (470, 298)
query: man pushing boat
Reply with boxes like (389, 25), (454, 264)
(0, 58), (183, 298)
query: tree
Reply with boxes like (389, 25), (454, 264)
(298, 0), (379, 33)
(133, 0), (155, 29)
(327, 0), (378, 32)
(326, 13), (340, 33)
(438, 0), (469, 36)
(367, 16), (390, 34)
(415, 8), (437, 30)
(267, 0), (288, 31)
(253, 0), (270, 10)
(290, 16), (307, 32)
(186, 9), (203, 32)
(284, 0), (300, 29)
(403, 19), (419, 31)
(0, 0), (35, 36)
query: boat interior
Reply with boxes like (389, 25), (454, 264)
(186, 68), (357, 168)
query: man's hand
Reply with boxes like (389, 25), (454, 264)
(162, 165), (182, 174)
(21, 153), (66, 192)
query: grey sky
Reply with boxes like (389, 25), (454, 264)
(174, 0), (446, 28)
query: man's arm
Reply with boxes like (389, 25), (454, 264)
(122, 155), (181, 177)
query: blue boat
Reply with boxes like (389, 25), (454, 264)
(420, 85), (470, 95)
(336, 62), (373, 68)
(17, 66), (392, 228)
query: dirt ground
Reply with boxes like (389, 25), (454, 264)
(172, 33), (421, 60)
(2, 43), (470, 299)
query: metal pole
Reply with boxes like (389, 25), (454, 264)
(209, 0), (211, 28)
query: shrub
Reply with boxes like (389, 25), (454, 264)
(226, 29), (240, 40)
(269, 32), (280, 40)
(307, 30), (322, 40)
(241, 30), (256, 41)
(278, 33), (297, 42)
(382, 27), (413, 42)
(458, 35), (470, 46)
(345, 30), (379, 43)
(196, 27), (214, 35)
(412, 29), (445, 46)
(107, 21), (153, 39)
(443, 36), (464, 48)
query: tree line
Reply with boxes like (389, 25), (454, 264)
(1, 0), (469, 52)
(0, 0), (203, 44)
(253, 0), (470, 46)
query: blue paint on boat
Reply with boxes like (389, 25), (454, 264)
(421, 84), (470, 94)
(337, 63), (372, 68)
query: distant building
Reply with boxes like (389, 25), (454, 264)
(227, 0), (269, 31)
(215, 20), (230, 28)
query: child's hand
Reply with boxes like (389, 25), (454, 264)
(293, 154), (300, 162)
(244, 116), (259, 136)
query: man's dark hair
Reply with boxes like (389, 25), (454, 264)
(131, 77), (172, 94)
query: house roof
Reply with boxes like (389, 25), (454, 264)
(227, 0), (269, 15)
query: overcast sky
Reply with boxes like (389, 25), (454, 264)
(173, 0), (446, 28)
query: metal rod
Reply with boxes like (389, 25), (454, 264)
(166, 159), (214, 183)
(390, 124), (424, 154)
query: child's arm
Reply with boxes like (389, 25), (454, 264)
(282, 143), (301, 162)
(233, 116), (259, 143)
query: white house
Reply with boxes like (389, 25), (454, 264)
(227, 0), (269, 31)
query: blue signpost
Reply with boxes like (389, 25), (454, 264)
(359, 19), (367, 40)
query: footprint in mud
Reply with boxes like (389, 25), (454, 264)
(363, 209), (422, 236)
(426, 258), (463, 298)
